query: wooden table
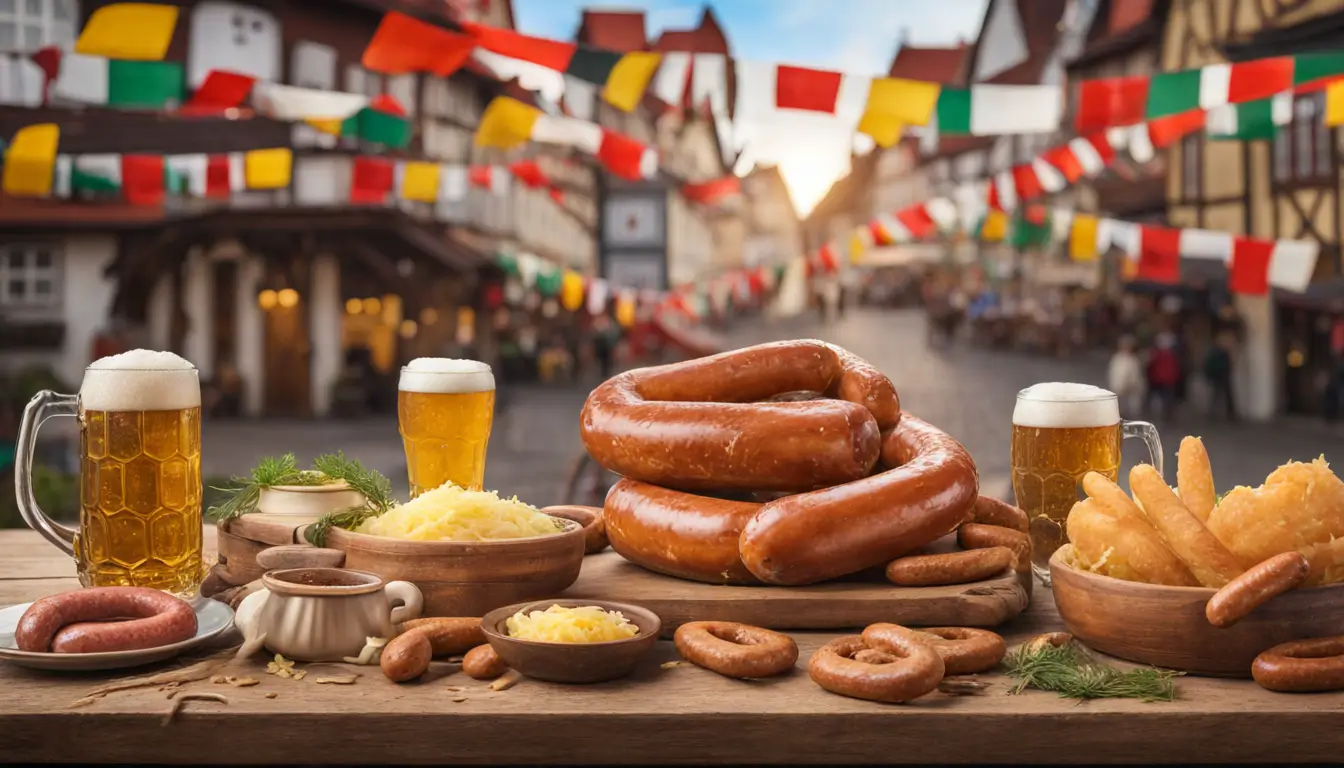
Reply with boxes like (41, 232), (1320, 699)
(3, 528), (1343, 765)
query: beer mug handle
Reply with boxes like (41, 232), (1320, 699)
(1122, 420), (1164, 478)
(15, 390), (79, 556)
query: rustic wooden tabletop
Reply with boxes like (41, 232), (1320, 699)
(2, 527), (1342, 765)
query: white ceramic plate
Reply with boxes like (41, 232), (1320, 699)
(0, 597), (235, 671)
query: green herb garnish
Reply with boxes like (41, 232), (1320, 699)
(208, 452), (394, 532)
(1004, 637), (1180, 702)
(304, 452), (396, 547)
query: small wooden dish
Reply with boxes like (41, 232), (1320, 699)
(322, 517), (586, 617)
(481, 599), (660, 684)
(1050, 547), (1344, 677)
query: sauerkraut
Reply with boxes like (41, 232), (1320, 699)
(356, 483), (562, 541)
(505, 605), (640, 643)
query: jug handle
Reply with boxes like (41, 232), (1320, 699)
(386, 581), (423, 625)
(15, 391), (79, 556)
(234, 588), (271, 641)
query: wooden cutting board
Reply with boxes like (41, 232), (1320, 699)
(222, 513), (319, 546)
(561, 536), (1032, 635)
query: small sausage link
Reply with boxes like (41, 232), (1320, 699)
(673, 621), (798, 679)
(911, 627), (1006, 675)
(958, 523), (1031, 573)
(885, 547), (1015, 587)
(1252, 636), (1344, 692)
(462, 644), (510, 680)
(1206, 552), (1310, 628)
(381, 630), (433, 682)
(967, 496), (1029, 533)
(398, 618), (485, 657)
(808, 632), (944, 703)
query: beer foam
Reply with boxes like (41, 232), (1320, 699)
(81, 349), (200, 411)
(1013, 382), (1119, 428)
(399, 358), (495, 394)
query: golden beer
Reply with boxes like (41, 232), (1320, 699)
(398, 359), (495, 497)
(1011, 383), (1162, 585)
(17, 350), (204, 595)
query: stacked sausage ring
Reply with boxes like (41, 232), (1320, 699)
(580, 340), (981, 586)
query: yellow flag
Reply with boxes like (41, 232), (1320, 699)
(864, 78), (941, 125)
(603, 52), (662, 112)
(76, 3), (179, 61)
(615, 294), (636, 328)
(2, 123), (60, 197)
(244, 148), (292, 189)
(560, 270), (585, 312)
(306, 118), (344, 136)
(858, 111), (903, 148)
(1069, 214), (1099, 262)
(1327, 81), (1344, 127)
(476, 97), (541, 149)
(848, 232), (866, 264)
(400, 161), (440, 202)
(980, 210), (1008, 242)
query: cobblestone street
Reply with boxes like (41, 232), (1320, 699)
(194, 307), (1344, 507)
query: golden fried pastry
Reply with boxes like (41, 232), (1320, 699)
(1177, 436), (1217, 523)
(1131, 464), (1244, 588)
(1207, 458), (1344, 568)
(1065, 497), (1198, 586)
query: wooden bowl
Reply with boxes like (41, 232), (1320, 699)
(322, 517), (586, 617)
(539, 505), (609, 554)
(1050, 547), (1344, 677)
(481, 599), (660, 684)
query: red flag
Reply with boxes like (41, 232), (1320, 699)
(775, 65), (843, 112)
(121, 155), (165, 205)
(363, 11), (475, 76)
(598, 129), (652, 181)
(1011, 164), (1043, 201)
(548, 186), (565, 205)
(468, 165), (495, 188)
(1228, 57), (1294, 103)
(1041, 143), (1084, 182)
(351, 156), (394, 204)
(1229, 238), (1272, 295)
(29, 46), (61, 102)
(460, 21), (577, 71)
(368, 93), (407, 117)
(205, 155), (232, 199)
(817, 244), (839, 272)
(1084, 131), (1116, 167)
(508, 159), (547, 188)
(1137, 226), (1181, 284)
(184, 71), (256, 114)
(1075, 76), (1150, 132)
(682, 176), (741, 204)
(1149, 110), (1206, 148)
(895, 204), (937, 239)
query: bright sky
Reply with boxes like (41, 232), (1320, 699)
(513, 0), (988, 215)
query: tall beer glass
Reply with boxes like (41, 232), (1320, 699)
(398, 358), (495, 497)
(16, 350), (203, 595)
(1011, 382), (1162, 586)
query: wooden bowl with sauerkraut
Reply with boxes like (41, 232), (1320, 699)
(319, 485), (586, 617)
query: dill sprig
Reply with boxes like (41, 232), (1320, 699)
(208, 452), (392, 527)
(304, 452), (397, 547)
(1004, 638), (1180, 702)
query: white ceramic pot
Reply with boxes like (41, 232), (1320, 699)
(235, 568), (422, 662)
(256, 482), (366, 518)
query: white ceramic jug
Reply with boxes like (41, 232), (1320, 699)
(235, 567), (422, 662)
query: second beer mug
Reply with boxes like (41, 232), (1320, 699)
(16, 349), (204, 595)
(1010, 382), (1162, 586)
(398, 358), (496, 497)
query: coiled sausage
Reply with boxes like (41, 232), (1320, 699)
(739, 414), (979, 585)
(16, 587), (197, 654)
(604, 479), (761, 584)
(580, 341), (884, 492)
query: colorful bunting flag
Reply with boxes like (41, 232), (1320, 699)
(1208, 93), (1292, 140)
(399, 161), (441, 202)
(2, 123), (59, 196)
(121, 154), (165, 205)
(362, 12), (475, 76)
(934, 85), (1063, 136)
(1229, 239), (1272, 295)
(243, 148), (292, 189)
(51, 53), (184, 108)
(603, 52), (662, 112)
(682, 177), (741, 205)
(75, 3), (179, 61)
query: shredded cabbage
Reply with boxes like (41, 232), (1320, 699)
(356, 483), (561, 541)
(506, 605), (640, 643)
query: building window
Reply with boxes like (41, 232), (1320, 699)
(0, 0), (77, 50)
(1275, 92), (1333, 185)
(1180, 133), (1201, 201)
(0, 244), (60, 308)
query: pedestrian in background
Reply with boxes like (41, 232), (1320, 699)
(1108, 335), (1145, 418)
(1147, 331), (1181, 422)
(1204, 332), (1236, 421)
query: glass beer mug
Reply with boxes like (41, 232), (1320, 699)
(397, 358), (496, 498)
(1011, 382), (1162, 586)
(15, 350), (204, 595)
